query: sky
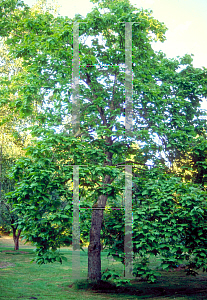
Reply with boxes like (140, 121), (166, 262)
(23, 0), (207, 109)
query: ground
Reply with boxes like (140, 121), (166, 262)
(0, 235), (207, 300)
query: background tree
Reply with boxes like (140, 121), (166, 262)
(0, 36), (35, 249)
(172, 134), (207, 188)
(0, 130), (30, 250)
(1, 0), (207, 282)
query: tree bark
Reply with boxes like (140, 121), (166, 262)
(12, 226), (21, 251)
(88, 174), (111, 281)
(87, 131), (113, 281)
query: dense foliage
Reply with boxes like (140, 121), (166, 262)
(1, 0), (207, 283)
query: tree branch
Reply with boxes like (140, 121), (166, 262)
(114, 161), (150, 167)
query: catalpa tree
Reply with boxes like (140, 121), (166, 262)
(1, 0), (207, 282)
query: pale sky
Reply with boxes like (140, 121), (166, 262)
(23, 0), (207, 68)
(22, 0), (207, 109)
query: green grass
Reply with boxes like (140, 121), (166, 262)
(0, 236), (207, 299)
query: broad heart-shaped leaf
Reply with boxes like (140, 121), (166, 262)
(161, 263), (170, 270)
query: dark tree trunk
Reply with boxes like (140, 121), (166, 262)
(88, 175), (111, 281)
(87, 133), (113, 281)
(12, 226), (21, 251)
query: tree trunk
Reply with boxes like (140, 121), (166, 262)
(88, 175), (111, 281)
(12, 226), (21, 251)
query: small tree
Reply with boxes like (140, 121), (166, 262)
(0, 147), (22, 250)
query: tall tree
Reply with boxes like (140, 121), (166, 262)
(1, 0), (207, 281)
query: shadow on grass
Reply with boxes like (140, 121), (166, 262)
(73, 279), (137, 294)
(71, 273), (207, 299)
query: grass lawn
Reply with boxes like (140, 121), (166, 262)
(0, 235), (207, 300)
